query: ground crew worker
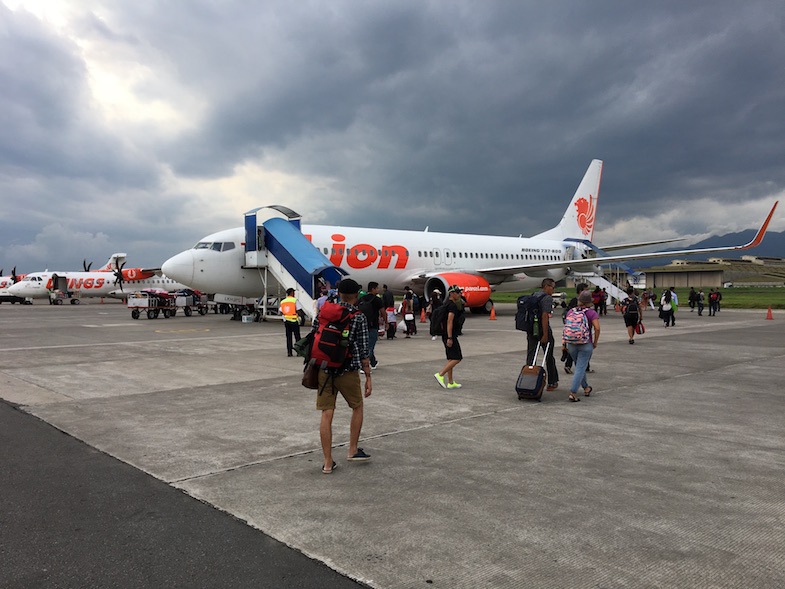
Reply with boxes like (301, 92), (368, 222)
(279, 288), (303, 356)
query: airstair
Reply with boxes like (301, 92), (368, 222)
(579, 274), (630, 304)
(243, 206), (345, 320)
(566, 237), (645, 303)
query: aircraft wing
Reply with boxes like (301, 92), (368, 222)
(596, 237), (686, 252)
(476, 201), (779, 276)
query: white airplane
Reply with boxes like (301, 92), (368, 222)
(0, 267), (30, 304)
(7, 254), (190, 304)
(161, 160), (779, 311)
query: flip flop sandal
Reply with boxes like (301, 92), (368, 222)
(322, 461), (337, 474)
(568, 394), (580, 402)
(584, 386), (593, 397)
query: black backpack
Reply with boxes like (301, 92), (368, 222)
(430, 304), (448, 336)
(623, 296), (639, 316)
(515, 293), (545, 335)
(430, 303), (464, 337)
(357, 294), (379, 325)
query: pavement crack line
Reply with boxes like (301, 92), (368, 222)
(168, 405), (528, 484)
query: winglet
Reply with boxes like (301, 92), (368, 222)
(740, 201), (778, 250)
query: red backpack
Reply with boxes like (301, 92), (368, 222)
(310, 301), (359, 371)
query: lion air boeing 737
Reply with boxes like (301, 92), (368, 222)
(161, 160), (778, 311)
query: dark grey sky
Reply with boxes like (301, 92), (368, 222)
(1, 0), (784, 271)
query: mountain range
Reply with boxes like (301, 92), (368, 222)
(632, 229), (785, 269)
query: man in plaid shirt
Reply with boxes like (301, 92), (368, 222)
(315, 278), (372, 474)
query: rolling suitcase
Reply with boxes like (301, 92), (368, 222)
(515, 342), (550, 401)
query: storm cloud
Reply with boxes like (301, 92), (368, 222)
(1, 0), (784, 271)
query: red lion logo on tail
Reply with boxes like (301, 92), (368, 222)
(574, 195), (595, 236)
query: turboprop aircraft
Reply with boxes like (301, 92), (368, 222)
(0, 267), (30, 304)
(161, 160), (779, 312)
(7, 256), (189, 303)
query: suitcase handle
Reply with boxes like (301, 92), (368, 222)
(531, 342), (550, 368)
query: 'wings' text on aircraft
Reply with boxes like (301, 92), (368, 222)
(161, 160), (778, 310)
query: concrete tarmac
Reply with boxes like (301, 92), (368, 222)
(1, 301), (784, 588)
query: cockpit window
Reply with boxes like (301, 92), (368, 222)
(193, 241), (235, 252)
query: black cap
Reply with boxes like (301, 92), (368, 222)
(337, 278), (360, 294)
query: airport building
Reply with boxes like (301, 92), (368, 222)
(636, 256), (785, 288)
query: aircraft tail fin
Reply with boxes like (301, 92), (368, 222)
(534, 159), (603, 242)
(98, 253), (127, 271)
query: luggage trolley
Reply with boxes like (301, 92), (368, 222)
(128, 290), (176, 319)
(128, 289), (209, 319)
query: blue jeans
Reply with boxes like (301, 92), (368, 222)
(367, 328), (378, 366)
(566, 342), (593, 393)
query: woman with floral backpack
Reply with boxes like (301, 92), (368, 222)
(562, 290), (601, 402)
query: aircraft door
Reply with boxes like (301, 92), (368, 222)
(432, 248), (442, 267)
(443, 248), (453, 266)
(51, 274), (69, 292)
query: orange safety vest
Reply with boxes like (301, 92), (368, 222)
(279, 297), (299, 322)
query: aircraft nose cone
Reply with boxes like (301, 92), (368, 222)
(162, 251), (195, 285)
(7, 283), (24, 296)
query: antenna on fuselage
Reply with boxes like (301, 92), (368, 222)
(424, 226), (429, 232)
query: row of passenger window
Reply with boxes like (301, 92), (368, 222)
(416, 251), (562, 261)
(320, 248), (403, 257)
(315, 246), (561, 262)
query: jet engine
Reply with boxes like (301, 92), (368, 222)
(424, 273), (493, 313)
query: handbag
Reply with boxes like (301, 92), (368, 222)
(634, 322), (645, 335)
(301, 363), (320, 389)
(293, 332), (314, 358)
(404, 313), (415, 321)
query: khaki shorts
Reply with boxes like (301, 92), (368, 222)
(316, 370), (363, 411)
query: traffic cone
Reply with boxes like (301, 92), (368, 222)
(489, 305), (497, 320)
(420, 308), (427, 323)
(766, 306), (773, 320)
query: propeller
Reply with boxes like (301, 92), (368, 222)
(83, 259), (93, 272)
(113, 260), (127, 291)
(11, 267), (19, 283)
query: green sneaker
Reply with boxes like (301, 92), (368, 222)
(447, 381), (462, 389)
(434, 373), (447, 389)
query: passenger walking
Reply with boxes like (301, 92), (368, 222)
(708, 289), (719, 316)
(591, 286), (602, 313)
(401, 290), (417, 337)
(385, 307), (397, 339)
(314, 278), (372, 474)
(428, 288), (444, 341)
(358, 282), (385, 370)
(688, 287), (697, 312)
(526, 278), (559, 391)
(279, 288), (303, 357)
(622, 286), (642, 344)
(563, 283), (590, 375)
(563, 290), (600, 402)
(381, 284), (394, 309)
(697, 289), (705, 316)
(660, 289), (675, 327)
(434, 285), (465, 390)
